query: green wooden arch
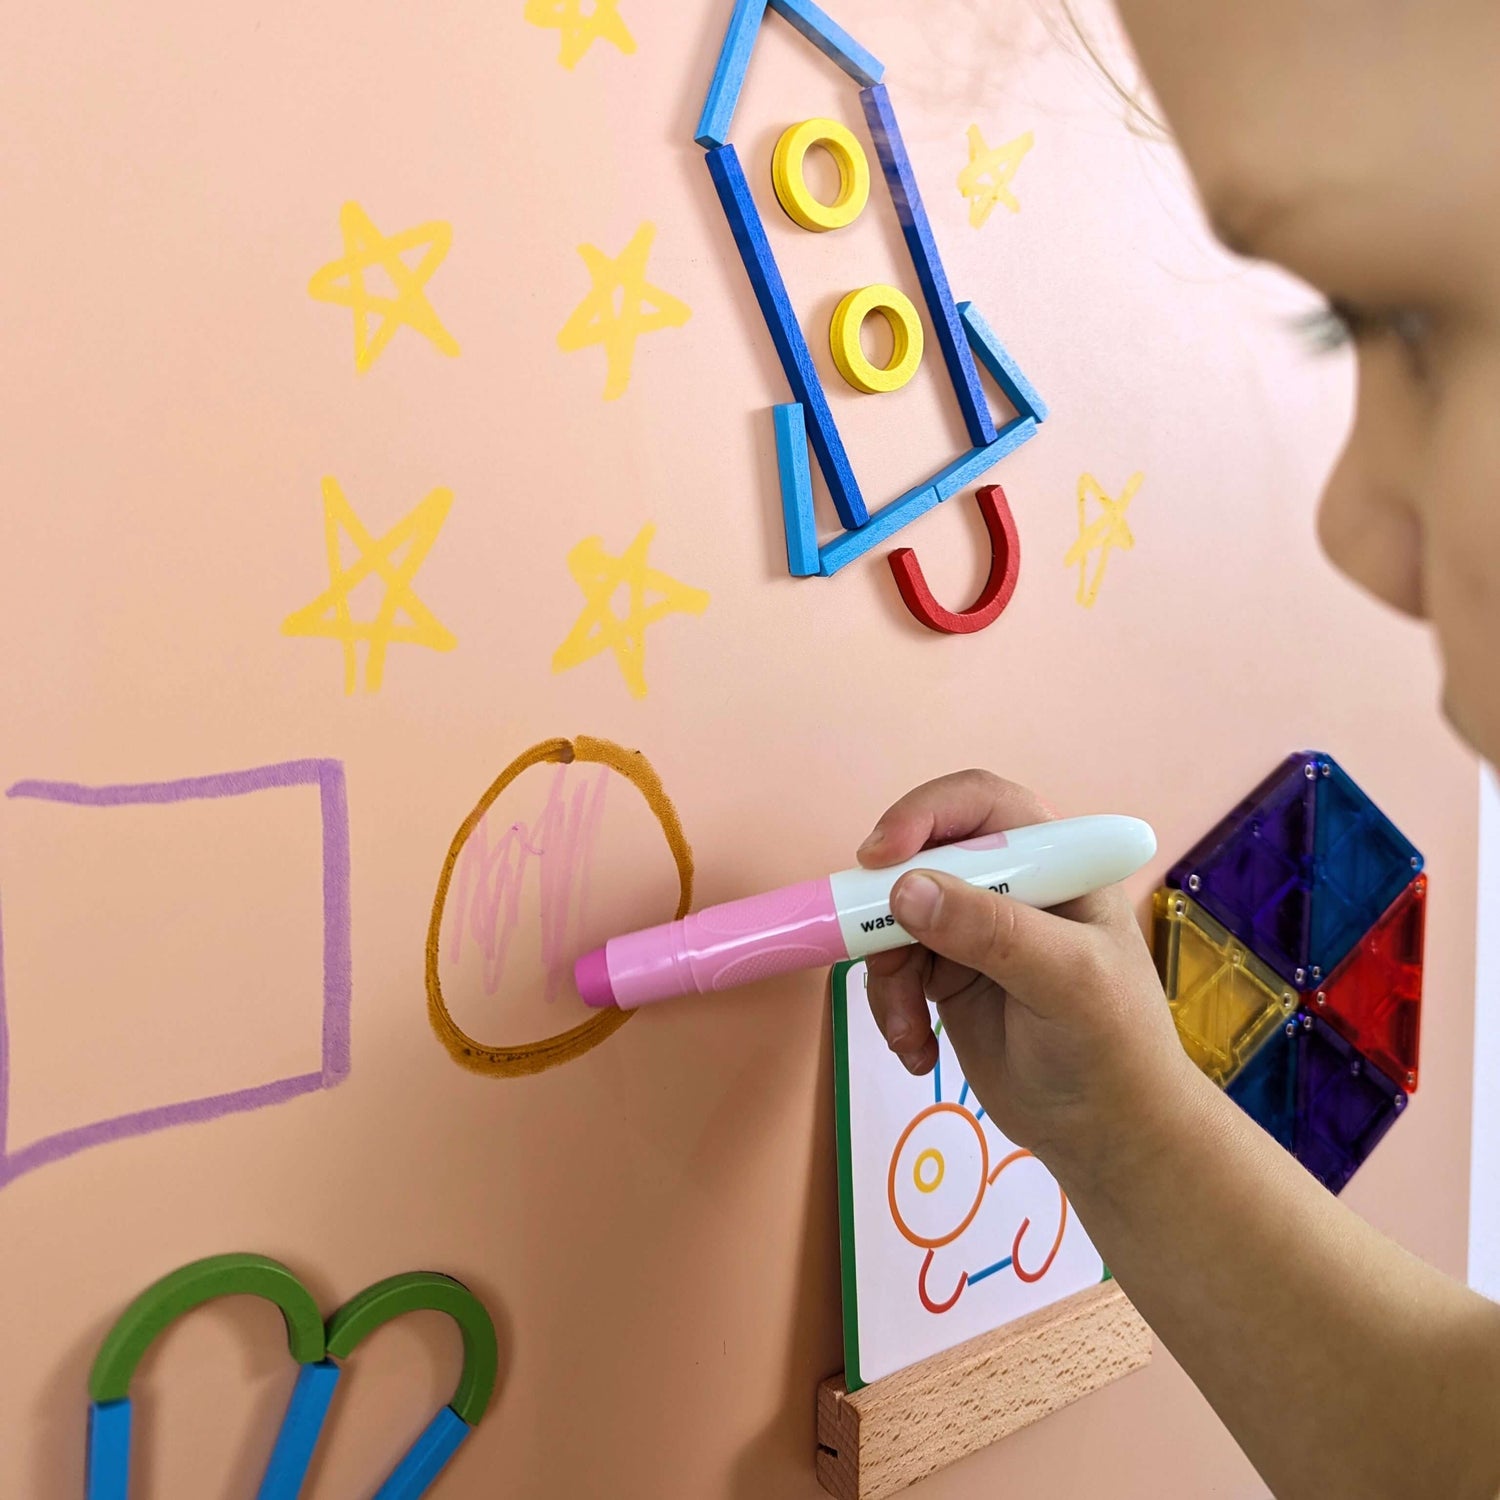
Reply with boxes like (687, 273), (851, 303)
(325, 1271), (498, 1426)
(89, 1253), (325, 1403)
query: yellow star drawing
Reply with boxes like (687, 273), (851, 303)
(308, 201), (459, 373)
(957, 125), (1035, 228)
(282, 478), (458, 693)
(524, 0), (636, 69)
(557, 222), (691, 401)
(552, 524), (709, 698)
(1064, 472), (1141, 608)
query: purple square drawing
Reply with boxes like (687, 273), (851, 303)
(0, 759), (351, 1189)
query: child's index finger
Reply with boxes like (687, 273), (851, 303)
(857, 769), (1057, 867)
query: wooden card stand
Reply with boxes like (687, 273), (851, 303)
(815, 1280), (1152, 1499)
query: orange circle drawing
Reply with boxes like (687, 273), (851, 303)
(887, 1103), (989, 1249)
(425, 735), (694, 1078)
(914, 1148), (944, 1194)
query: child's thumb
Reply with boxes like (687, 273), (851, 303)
(889, 869), (1102, 1016)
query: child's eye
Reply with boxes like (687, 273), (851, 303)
(1296, 299), (1432, 373)
(1297, 299), (1363, 351)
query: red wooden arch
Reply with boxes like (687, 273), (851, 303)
(888, 483), (1021, 635)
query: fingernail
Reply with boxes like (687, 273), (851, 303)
(857, 829), (883, 855)
(893, 873), (940, 929)
(887, 1028), (912, 1051)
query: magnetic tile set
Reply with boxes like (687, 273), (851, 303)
(1154, 752), (1426, 1192)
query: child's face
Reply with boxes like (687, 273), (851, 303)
(1117, 0), (1500, 765)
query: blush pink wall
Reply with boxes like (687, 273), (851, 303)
(0, 2), (1476, 1496)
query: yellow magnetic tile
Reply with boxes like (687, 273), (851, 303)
(1152, 888), (1298, 1086)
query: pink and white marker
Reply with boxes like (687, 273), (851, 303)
(574, 814), (1156, 1009)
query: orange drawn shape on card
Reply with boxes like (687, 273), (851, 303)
(887, 1103), (989, 1249)
(1065, 471), (1140, 608)
(988, 1147), (1069, 1283)
(888, 483), (1021, 634)
(557, 222), (691, 401)
(307, 202), (459, 373)
(281, 478), (457, 693)
(425, 736), (693, 1078)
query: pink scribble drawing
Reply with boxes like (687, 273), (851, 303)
(446, 761), (610, 1002)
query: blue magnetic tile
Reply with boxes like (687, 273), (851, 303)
(1293, 1015), (1406, 1195)
(773, 403), (818, 575)
(958, 301), (1049, 423)
(372, 1406), (471, 1500)
(694, 0), (767, 148)
(1226, 1014), (1301, 1151)
(256, 1359), (341, 1500)
(1308, 755), (1424, 982)
(767, 0), (884, 86)
(1167, 753), (1316, 987)
(819, 482), (940, 576)
(704, 144), (868, 529)
(860, 84), (996, 448)
(86, 1399), (131, 1500)
(929, 415), (1037, 501)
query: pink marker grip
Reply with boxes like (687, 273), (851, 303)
(604, 879), (847, 1008)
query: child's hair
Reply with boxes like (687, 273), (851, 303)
(1057, 0), (1167, 138)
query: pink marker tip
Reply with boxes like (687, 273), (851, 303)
(574, 946), (616, 1008)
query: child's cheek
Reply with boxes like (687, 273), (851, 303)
(1418, 336), (1500, 763)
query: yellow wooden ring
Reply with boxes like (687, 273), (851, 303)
(771, 117), (870, 232)
(830, 284), (925, 393)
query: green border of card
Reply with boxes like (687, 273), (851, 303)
(831, 960), (868, 1390)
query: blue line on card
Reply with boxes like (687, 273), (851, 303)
(958, 1079), (970, 1107)
(773, 404), (819, 576)
(767, 0), (884, 86)
(861, 83), (996, 448)
(958, 301), (1049, 423)
(705, 144), (868, 529)
(694, 0), (768, 148)
(967, 1255), (1014, 1286)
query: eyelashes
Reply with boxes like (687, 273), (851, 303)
(1295, 299), (1432, 358)
(1295, 299), (1380, 353)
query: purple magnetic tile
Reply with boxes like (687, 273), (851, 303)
(1167, 753), (1316, 986)
(1293, 1015), (1406, 1195)
(0, 759), (351, 1189)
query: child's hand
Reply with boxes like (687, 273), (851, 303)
(859, 769), (1195, 1173)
